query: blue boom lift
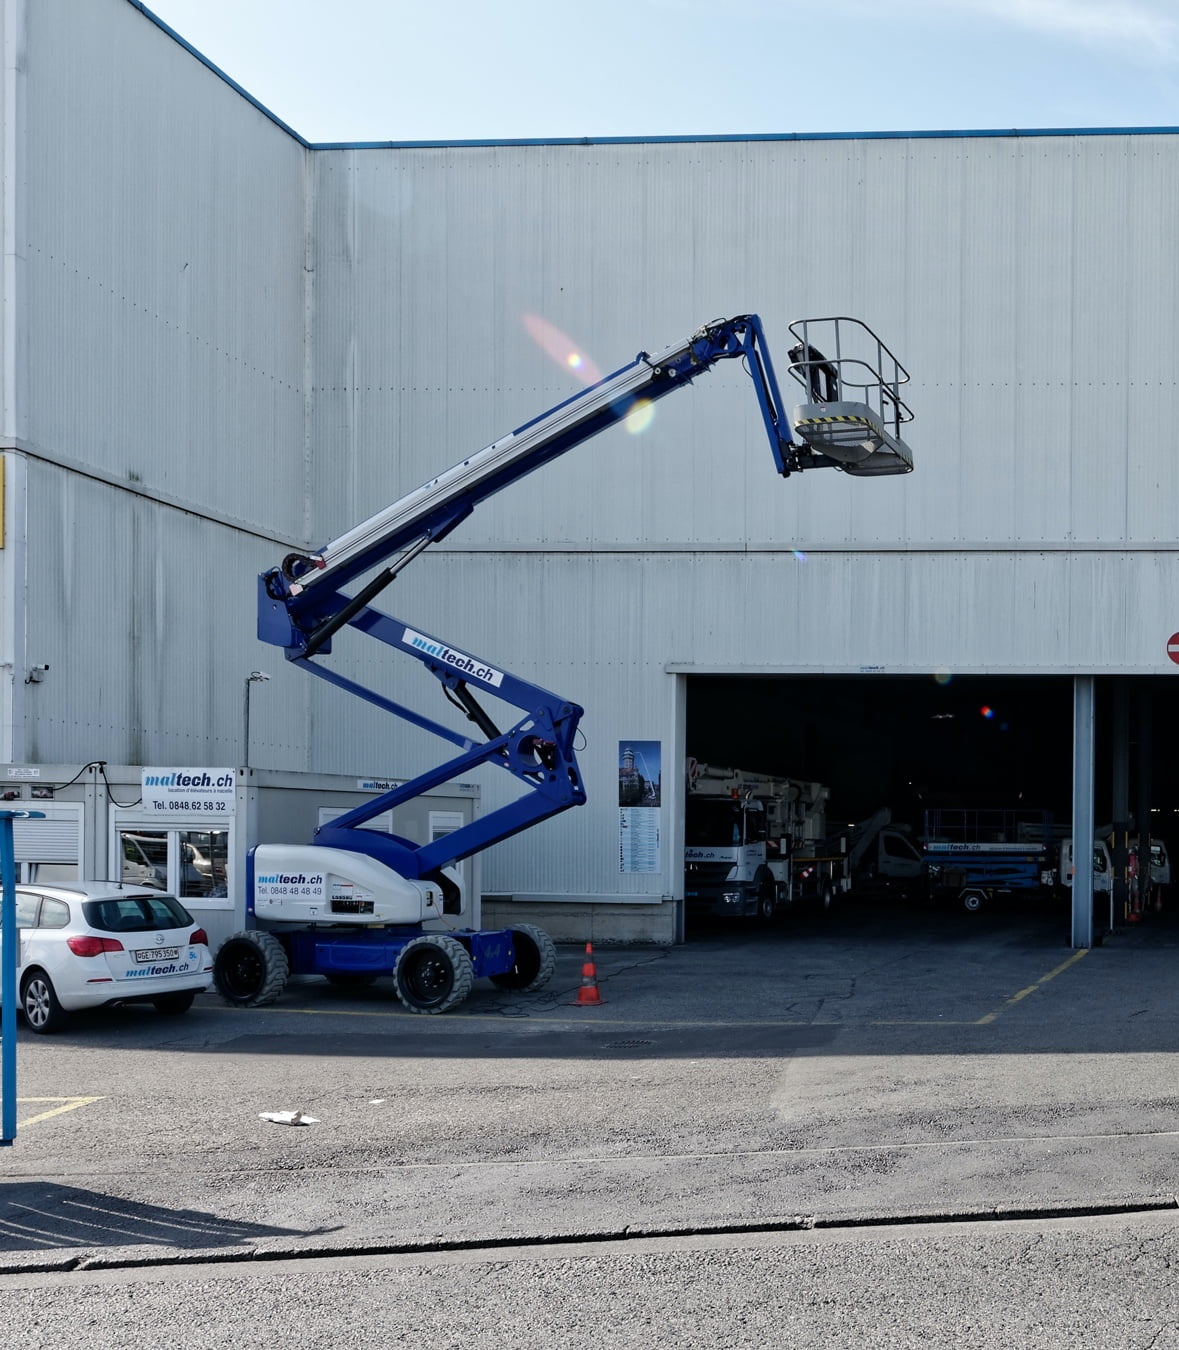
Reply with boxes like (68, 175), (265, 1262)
(212, 313), (915, 1012)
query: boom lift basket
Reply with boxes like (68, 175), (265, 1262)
(787, 317), (914, 476)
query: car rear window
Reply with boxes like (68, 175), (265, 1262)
(39, 898), (70, 929)
(82, 893), (194, 933)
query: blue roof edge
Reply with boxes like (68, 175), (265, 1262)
(312, 126), (1179, 150)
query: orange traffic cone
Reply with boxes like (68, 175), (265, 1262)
(574, 941), (604, 1006)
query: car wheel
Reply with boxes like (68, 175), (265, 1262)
(394, 935), (474, 1014)
(213, 931), (290, 1006)
(21, 970), (67, 1034)
(489, 924), (557, 991)
(153, 991), (196, 1016)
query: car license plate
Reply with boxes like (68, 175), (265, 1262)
(134, 946), (179, 962)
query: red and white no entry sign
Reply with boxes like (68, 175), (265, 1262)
(1168, 633), (1179, 665)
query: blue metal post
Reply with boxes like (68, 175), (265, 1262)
(2, 810), (44, 1145)
(1071, 678), (1096, 950)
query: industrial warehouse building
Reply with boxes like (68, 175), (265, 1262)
(0, 0), (1175, 947)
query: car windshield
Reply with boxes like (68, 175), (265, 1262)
(81, 893), (193, 933)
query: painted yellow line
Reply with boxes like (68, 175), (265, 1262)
(975, 949), (1090, 1024)
(15, 1097), (104, 1128)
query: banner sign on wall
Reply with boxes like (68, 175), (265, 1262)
(619, 741), (661, 873)
(141, 768), (236, 815)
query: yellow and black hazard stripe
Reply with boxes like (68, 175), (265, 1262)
(796, 414), (871, 427)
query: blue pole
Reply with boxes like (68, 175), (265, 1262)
(1, 810), (44, 1145)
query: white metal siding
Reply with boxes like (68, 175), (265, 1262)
(21, 0), (309, 542)
(309, 135), (1179, 555)
(19, 456), (317, 768)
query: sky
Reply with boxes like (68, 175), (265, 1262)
(139, 0), (1179, 145)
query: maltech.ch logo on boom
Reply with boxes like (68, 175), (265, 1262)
(400, 628), (504, 687)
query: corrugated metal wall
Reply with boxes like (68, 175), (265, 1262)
(21, 460), (269, 765)
(307, 134), (1179, 898)
(12, 0), (320, 768)
(12, 1), (1179, 902)
(24, 0), (309, 530)
(309, 136), (1179, 554)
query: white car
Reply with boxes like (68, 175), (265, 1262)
(7, 882), (213, 1034)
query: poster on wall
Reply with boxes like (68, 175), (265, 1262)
(619, 741), (661, 873)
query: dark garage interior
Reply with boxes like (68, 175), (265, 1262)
(686, 674), (1179, 929)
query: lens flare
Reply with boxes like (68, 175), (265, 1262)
(624, 398), (656, 435)
(521, 313), (602, 386)
(933, 669), (953, 685)
(980, 705), (995, 720)
(791, 549), (808, 562)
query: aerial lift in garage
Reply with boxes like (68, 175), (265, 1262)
(213, 314), (915, 1013)
(684, 763), (924, 921)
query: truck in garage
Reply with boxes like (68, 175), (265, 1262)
(683, 764), (923, 920)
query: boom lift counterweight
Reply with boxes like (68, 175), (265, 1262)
(215, 313), (916, 1013)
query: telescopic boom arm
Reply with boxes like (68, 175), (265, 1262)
(256, 313), (913, 879)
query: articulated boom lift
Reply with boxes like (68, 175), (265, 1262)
(214, 313), (915, 1014)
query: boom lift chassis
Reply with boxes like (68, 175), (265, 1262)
(213, 314), (915, 1013)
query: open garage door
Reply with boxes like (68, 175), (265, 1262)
(684, 674), (1177, 943)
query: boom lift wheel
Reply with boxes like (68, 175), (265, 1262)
(214, 930), (290, 1006)
(394, 935), (474, 1014)
(489, 924), (557, 991)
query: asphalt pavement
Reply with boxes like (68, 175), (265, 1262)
(1, 898), (1179, 1344)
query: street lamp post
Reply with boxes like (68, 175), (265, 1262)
(243, 671), (270, 768)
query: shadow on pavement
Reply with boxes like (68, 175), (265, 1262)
(0, 1182), (339, 1252)
(213, 1021), (844, 1059)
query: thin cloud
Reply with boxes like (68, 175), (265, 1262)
(966, 0), (1179, 56)
(665, 0), (1179, 63)
(831, 0), (1179, 61)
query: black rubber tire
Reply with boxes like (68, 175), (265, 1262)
(961, 890), (985, 914)
(153, 991), (196, 1016)
(323, 972), (379, 988)
(754, 876), (777, 924)
(489, 924), (557, 991)
(20, 970), (67, 1034)
(394, 935), (474, 1014)
(818, 880), (836, 914)
(213, 931), (290, 1007)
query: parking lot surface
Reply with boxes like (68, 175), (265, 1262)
(2, 900), (1179, 1272)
